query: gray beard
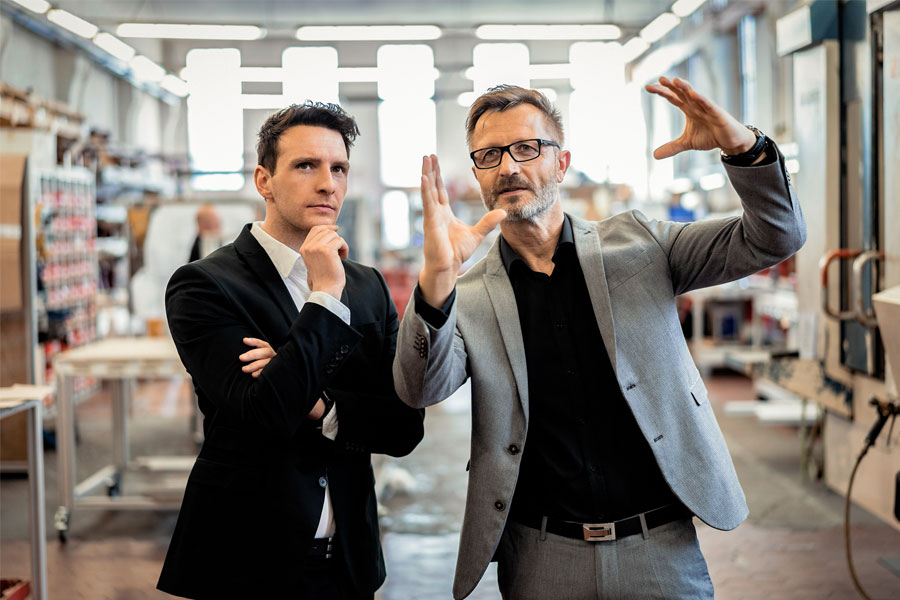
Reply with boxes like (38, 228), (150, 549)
(486, 183), (556, 223)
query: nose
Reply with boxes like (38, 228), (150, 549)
(316, 167), (335, 195)
(497, 149), (521, 176)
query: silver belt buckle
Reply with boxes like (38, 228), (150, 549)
(583, 522), (616, 542)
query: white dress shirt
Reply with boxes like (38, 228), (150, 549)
(250, 222), (348, 538)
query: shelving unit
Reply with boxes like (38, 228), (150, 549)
(32, 167), (99, 406)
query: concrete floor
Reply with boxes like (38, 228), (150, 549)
(2, 373), (899, 599)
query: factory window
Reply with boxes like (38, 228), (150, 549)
(184, 48), (244, 191)
(377, 44), (436, 188)
(471, 43), (530, 95)
(569, 42), (647, 191)
(381, 190), (411, 249)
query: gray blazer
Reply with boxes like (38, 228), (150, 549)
(394, 149), (806, 599)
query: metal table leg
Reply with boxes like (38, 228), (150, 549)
(55, 372), (76, 541)
(26, 401), (47, 600)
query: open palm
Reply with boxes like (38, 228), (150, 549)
(645, 77), (756, 159)
(419, 155), (505, 306)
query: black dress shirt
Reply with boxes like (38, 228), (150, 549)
(415, 216), (682, 523)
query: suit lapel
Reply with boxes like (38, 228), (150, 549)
(570, 215), (618, 372)
(482, 240), (530, 421)
(233, 225), (299, 326)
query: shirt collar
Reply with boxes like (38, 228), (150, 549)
(499, 214), (575, 274)
(250, 222), (303, 279)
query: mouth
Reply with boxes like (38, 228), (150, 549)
(308, 204), (336, 212)
(497, 187), (531, 196)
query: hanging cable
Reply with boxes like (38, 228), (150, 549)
(844, 398), (899, 599)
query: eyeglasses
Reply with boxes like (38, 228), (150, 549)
(469, 138), (560, 169)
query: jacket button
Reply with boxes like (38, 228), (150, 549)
(325, 368), (334, 375)
(318, 476), (327, 488)
(340, 344), (349, 354)
(494, 500), (505, 511)
(508, 444), (519, 455)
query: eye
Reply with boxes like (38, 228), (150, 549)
(481, 148), (499, 160)
(296, 162), (312, 170)
(331, 165), (347, 174)
(513, 141), (538, 154)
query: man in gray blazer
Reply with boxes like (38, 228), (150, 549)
(393, 79), (805, 599)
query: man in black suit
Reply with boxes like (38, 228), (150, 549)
(158, 102), (425, 599)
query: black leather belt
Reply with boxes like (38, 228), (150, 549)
(308, 536), (335, 558)
(513, 503), (692, 542)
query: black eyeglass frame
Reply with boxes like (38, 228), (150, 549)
(469, 138), (561, 169)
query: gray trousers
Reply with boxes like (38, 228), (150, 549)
(495, 518), (714, 600)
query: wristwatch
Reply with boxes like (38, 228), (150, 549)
(720, 125), (768, 167)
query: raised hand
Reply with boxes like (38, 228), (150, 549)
(645, 77), (758, 160)
(419, 155), (506, 307)
(239, 337), (275, 378)
(300, 224), (348, 299)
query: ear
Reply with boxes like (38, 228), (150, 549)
(471, 165), (477, 179)
(254, 165), (273, 201)
(556, 149), (571, 183)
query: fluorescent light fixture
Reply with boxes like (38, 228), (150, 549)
(476, 24), (621, 40)
(640, 12), (680, 44)
(8, 0), (50, 14)
(296, 25), (441, 41)
(47, 9), (99, 39)
(130, 55), (166, 83)
(160, 74), (189, 97)
(621, 37), (651, 62)
(668, 177), (693, 194)
(466, 63), (572, 80)
(459, 88), (556, 107)
(93, 32), (136, 62)
(672, 0), (707, 18)
(116, 23), (264, 40)
(780, 142), (799, 157)
(699, 172), (726, 191)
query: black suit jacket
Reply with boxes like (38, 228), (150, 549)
(158, 224), (424, 599)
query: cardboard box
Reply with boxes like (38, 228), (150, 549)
(0, 155), (25, 313)
(0, 238), (21, 312)
(0, 154), (26, 227)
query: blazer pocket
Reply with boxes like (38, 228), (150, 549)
(690, 376), (708, 406)
(607, 248), (651, 291)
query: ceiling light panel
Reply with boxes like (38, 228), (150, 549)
(296, 25), (441, 41)
(130, 55), (166, 82)
(160, 74), (190, 97)
(621, 37), (650, 62)
(640, 12), (680, 44)
(47, 9), (99, 39)
(93, 32), (136, 62)
(476, 24), (621, 40)
(116, 23), (264, 40)
(8, 0), (50, 14)
(672, 0), (708, 19)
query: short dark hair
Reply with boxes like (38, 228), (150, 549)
(465, 85), (564, 147)
(256, 101), (360, 173)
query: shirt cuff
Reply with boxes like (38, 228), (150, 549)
(413, 284), (455, 329)
(322, 400), (338, 441)
(307, 291), (351, 326)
